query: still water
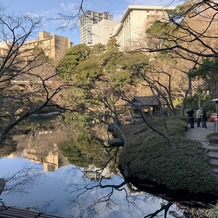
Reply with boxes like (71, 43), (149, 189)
(0, 156), (181, 218)
(0, 119), (216, 218)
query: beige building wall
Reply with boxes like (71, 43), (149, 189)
(0, 42), (9, 56)
(0, 31), (71, 66)
(113, 5), (175, 52)
(92, 19), (117, 45)
(0, 41), (19, 57)
(21, 31), (71, 62)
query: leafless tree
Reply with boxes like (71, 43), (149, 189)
(131, 0), (218, 117)
(145, 0), (218, 62)
(53, 0), (85, 31)
(3, 164), (43, 195)
(0, 10), (78, 145)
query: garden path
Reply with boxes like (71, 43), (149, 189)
(185, 121), (215, 142)
(185, 121), (218, 176)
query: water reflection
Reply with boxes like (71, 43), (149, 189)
(0, 157), (180, 218)
(0, 121), (217, 217)
(1, 158), (217, 217)
(23, 144), (59, 172)
(84, 164), (114, 180)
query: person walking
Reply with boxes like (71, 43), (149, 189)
(187, 108), (195, 128)
(196, 108), (202, 127)
(202, 109), (207, 128)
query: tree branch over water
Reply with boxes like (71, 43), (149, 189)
(144, 202), (173, 218)
(3, 164), (42, 194)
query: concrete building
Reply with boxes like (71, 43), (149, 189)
(80, 10), (113, 45)
(112, 5), (175, 51)
(0, 41), (12, 56)
(21, 31), (71, 62)
(0, 31), (71, 63)
(92, 19), (118, 45)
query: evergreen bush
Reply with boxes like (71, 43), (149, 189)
(207, 132), (218, 144)
(119, 117), (218, 194)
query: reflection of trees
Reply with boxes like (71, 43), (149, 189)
(144, 202), (217, 218)
(7, 118), (70, 171)
(3, 164), (42, 195)
(67, 175), (217, 218)
(60, 122), (121, 174)
(66, 173), (175, 218)
(144, 202), (173, 218)
(0, 137), (16, 157)
(66, 177), (128, 217)
(60, 135), (105, 168)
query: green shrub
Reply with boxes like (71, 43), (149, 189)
(119, 134), (218, 194)
(168, 115), (188, 122)
(120, 117), (218, 194)
(207, 132), (218, 144)
(166, 117), (188, 135)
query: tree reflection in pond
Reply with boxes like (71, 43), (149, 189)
(0, 158), (217, 217)
(0, 157), (183, 217)
(0, 120), (217, 217)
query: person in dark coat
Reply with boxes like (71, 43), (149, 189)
(201, 109), (207, 128)
(187, 108), (195, 128)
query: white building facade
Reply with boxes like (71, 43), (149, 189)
(112, 5), (175, 52)
(80, 10), (113, 46)
(92, 19), (118, 45)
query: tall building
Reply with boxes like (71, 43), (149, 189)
(80, 10), (113, 45)
(92, 19), (118, 45)
(112, 5), (175, 51)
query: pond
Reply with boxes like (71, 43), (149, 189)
(0, 156), (182, 218)
(0, 119), (217, 218)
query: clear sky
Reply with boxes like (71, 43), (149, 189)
(0, 0), (182, 44)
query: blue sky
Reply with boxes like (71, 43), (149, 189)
(0, 0), (182, 44)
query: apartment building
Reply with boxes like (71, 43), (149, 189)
(0, 31), (71, 63)
(112, 5), (175, 51)
(80, 10), (113, 45)
(0, 41), (11, 56)
(21, 31), (71, 62)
